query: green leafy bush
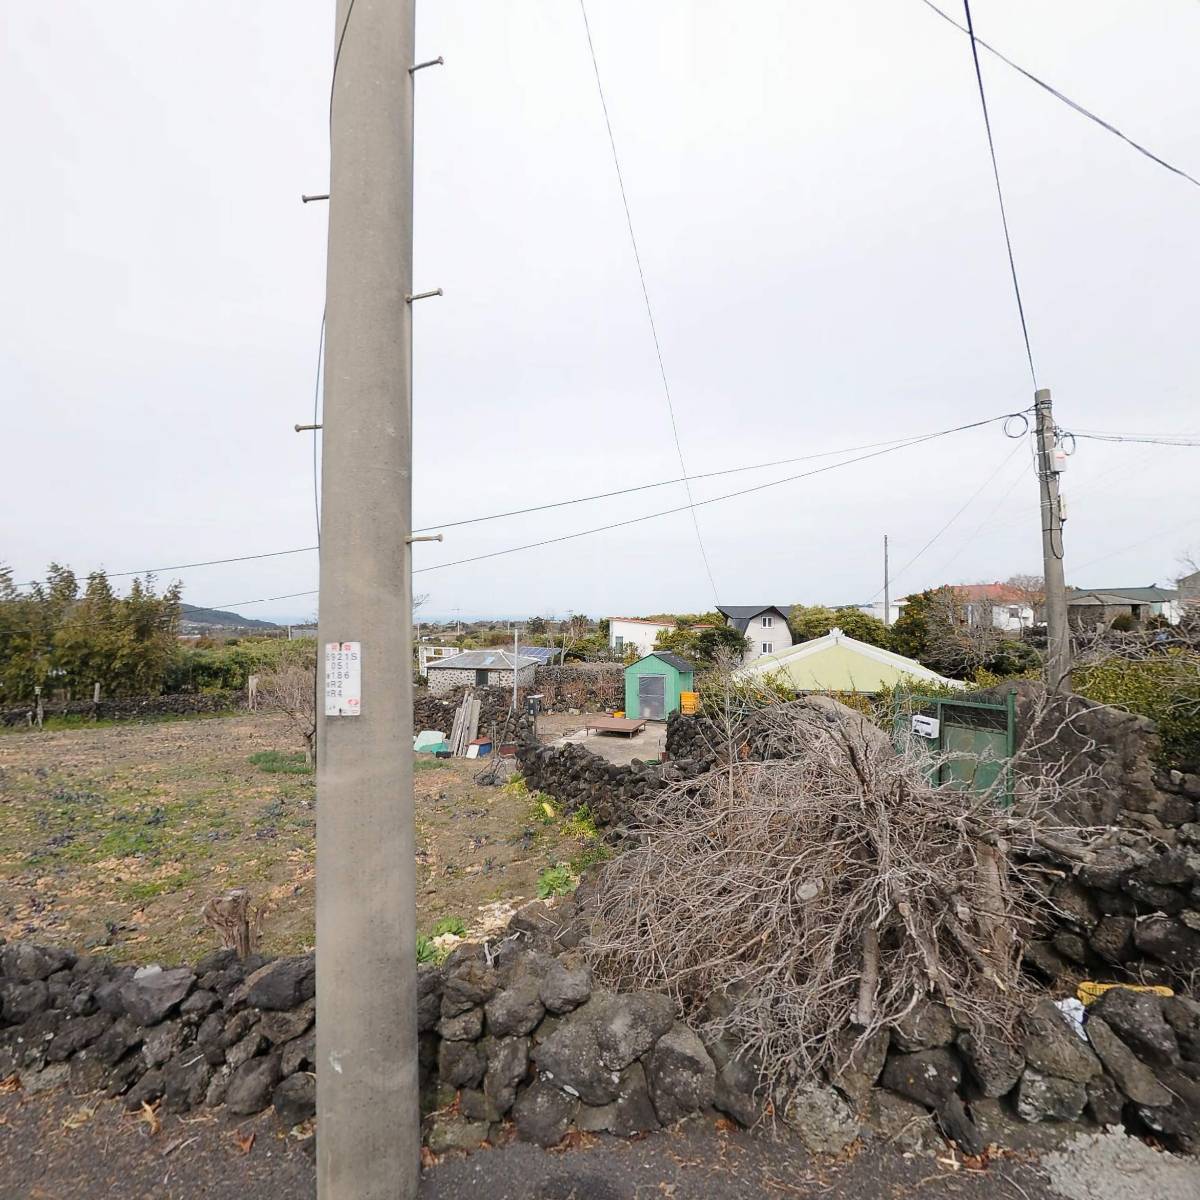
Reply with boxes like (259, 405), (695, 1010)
(788, 605), (892, 649)
(1074, 651), (1200, 770)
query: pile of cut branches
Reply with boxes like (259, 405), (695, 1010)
(582, 694), (1097, 1100)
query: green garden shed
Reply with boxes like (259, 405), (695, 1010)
(624, 652), (695, 721)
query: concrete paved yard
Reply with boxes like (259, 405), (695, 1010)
(549, 719), (668, 766)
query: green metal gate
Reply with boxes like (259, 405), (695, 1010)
(896, 690), (1017, 804)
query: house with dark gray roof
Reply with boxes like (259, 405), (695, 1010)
(716, 605), (794, 664)
(1066, 585), (1182, 630)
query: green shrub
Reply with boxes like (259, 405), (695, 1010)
(431, 915), (466, 938)
(415, 935), (437, 964)
(1074, 651), (1200, 771)
(788, 605), (891, 649)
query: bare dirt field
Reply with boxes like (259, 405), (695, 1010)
(0, 712), (592, 965)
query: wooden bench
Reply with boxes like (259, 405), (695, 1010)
(584, 715), (647, 738)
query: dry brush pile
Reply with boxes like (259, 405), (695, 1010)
(582, 694), (1099, 1105)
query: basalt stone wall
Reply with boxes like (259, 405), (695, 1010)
(0, 691), (243, 728)
(515, 741), (697, 828)
(5, 925), (1197, 1158)
(413, 687), (524, 740)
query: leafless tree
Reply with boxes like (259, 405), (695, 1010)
(257, 660), (318, 765)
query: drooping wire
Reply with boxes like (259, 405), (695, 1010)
(13, 413), (1026, 593)
(867, 438), (1030, 600)
(961, 0), (1038, 391)
(918, 0), (1200, 191)
(311, 311), (325, 544)
(413, 412), (1022, 578)
(577, 0), (719, 603)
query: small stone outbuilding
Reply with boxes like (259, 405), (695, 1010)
(426, 650), (538, 696)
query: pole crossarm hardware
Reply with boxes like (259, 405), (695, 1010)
(409, 55), (444, 74)
(294, 423), (323, 432)
(302, 193), (331, 203)
(406, 533), (444, 544)
(405, 287), (443, 303)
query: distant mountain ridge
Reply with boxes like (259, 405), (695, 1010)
(179, 604), (278, 631)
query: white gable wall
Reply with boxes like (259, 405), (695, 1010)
(608, 619), (674, 659)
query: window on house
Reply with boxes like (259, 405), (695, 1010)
(761, 642), (773, 654)
(762, 615), (773, 627)
(614, 635), (623, 650)
(1008, 607), (1020, 618)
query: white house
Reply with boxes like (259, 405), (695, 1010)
(857, 600), (905, 625)
(953, 584), (1036, 632)
(608, 617), (676, 660)
(716, 605), (794, 664)
(425, 650), (538, 696)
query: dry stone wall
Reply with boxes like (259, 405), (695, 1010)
(4, 914), (1197, 1157)
(0, 691), (243, 728)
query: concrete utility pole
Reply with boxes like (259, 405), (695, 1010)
(883, 535), (891, 627)
(315, 1), (419, 1197)
(1034, 388), (1071, 693)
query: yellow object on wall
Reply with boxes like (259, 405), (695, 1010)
(680, 691), (700, 715)
(1077, 981), (1173, 1006)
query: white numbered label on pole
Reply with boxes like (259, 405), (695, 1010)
(325, 642), (362, 716)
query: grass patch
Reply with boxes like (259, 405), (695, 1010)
(248, 750), (312, 775)
(414, 757), (451, 771)
(569, 843), (612, 874)
(416, 914), (468, 964)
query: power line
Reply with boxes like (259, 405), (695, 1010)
(1071, 431), (1200, 447)
(577, 0), (718, 603)
(868, 438), (1030, 600)
(413, 411), (1021, 579)
(13, 416), (1024, 594)
(415, 427), (971, 533)
(918, 0), (1200, 191)
(1071, 515), (1200, 573)
(960, 0), (1038, 390)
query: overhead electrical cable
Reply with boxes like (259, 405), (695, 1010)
(577, 0), (718, 602)
(961, 0), (1038, 390)
(13, 413), (1026, 594)
(918, 0), (1200, 191)
(868, 440), (1030, 600)
(411, 412), (1022, 579)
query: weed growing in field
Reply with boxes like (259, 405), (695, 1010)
(536, 865), (577, 899)
(563, 804), (599, 841)
(569, 842), (611, 874)
(248, 751), (312, 775)
(415, 914), (468, 964)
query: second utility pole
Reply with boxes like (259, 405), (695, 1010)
(883, 534), (890, 627)
(1034, 388), (1071, 693)
(316, 0), (420, 1197)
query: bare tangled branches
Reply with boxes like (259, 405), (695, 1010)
(582, 693), (1097, 1105)
(257, 661), (317, 764)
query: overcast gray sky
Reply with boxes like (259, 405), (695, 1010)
(4, 1), (1198, 623)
